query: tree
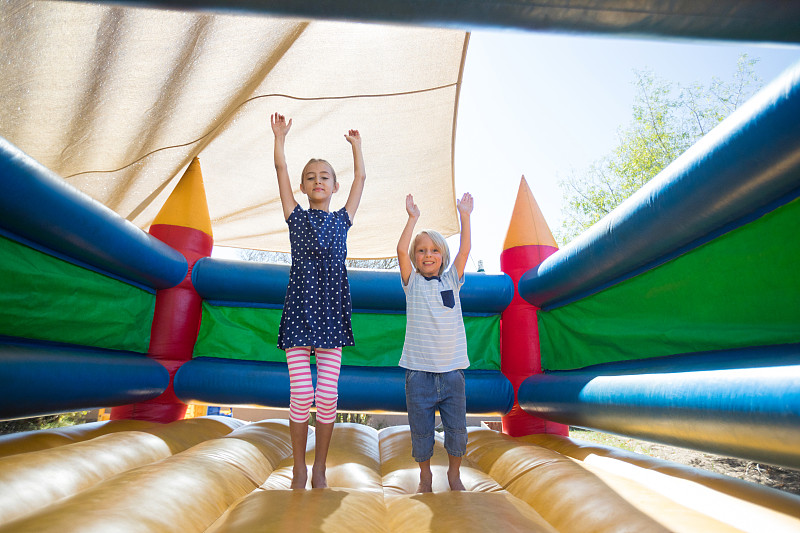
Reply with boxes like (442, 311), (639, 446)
(345, 257), (399, 270)
(556, 54), (764, 245)
(237, 248), (398, 270)
(238, 248), (290, 264)
(309, 411), (371, 427)
(0, 411), (89, 435)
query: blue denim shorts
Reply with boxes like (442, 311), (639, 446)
(405, 369), (467, 462)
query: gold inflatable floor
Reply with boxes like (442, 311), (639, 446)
(0, 418), (798, 532)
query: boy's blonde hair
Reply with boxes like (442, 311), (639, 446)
(410, 230), (450, 276)
(301, 158), (337, 184)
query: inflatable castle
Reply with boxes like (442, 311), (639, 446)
(1, 1), (799, 532)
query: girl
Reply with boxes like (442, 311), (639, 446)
(270, 112), (366, 489)
(397, 192), (473, 492)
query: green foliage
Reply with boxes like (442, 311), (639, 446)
(556, 55), (763, 245)
(0, 411), (89, 436)
(334, 412), (371, 425)
(309, 411), (371, 426)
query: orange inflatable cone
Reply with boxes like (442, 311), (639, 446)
(500, 176), (568, 437)
(111, 158), (213, 422)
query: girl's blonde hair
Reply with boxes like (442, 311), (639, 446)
(301, 158), (337, 184)
(410, 230), (450, 276)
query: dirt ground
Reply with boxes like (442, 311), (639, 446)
(569, 429), (800, 496)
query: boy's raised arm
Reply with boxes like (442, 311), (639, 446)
(397, 194), (419, 285)
(271, 112), (298, 220)
(344, 129), (366, 223)
(452, 193), (473, 279)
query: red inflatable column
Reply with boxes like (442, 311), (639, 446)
(111, 158), (213, 423)
(500, 176), (568, 437)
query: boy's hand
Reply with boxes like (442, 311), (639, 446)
(406, 194), (420, 219)
(457, 192), (473, 215)
(271, 112), (292, 138)
(345, 129), (361, 147)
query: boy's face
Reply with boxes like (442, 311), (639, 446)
(414, 233), (443, 277)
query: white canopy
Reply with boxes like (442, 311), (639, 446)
(0, 1), (467, 258)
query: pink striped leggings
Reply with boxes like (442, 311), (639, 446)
(285, 346), (342, 424)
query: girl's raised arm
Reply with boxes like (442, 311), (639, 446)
(452, 193), (473, 279)
(397, 194), (419, 285)
(344, 129), (366, 223)
(271, 112), (298, 220)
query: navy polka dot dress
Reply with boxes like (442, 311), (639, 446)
(278, 204), (355, 350)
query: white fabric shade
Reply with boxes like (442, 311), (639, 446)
(0, 1), (467, 258)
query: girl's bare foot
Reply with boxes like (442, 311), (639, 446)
(291, 465), (307, 489)
(311, 465), (328, 489)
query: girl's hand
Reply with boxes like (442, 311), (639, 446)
(457, 192), (473, 215)
(406, 194), (420, 219)
(271, 113), (292, 137)
(345, 129), (361, 147)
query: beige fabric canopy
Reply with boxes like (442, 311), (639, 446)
(0, 1), (467, 258)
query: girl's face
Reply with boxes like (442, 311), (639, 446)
(414, 233), (443, 277)
(300, 161), (338, 202)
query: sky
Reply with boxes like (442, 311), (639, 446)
(211, 29), (799, 272)
(453, 30), (800, 273)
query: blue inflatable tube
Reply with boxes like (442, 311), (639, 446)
(518, 344), (800, 469)
(0, 137), (187, 290)
(174, 357), (514, 415)
(192, 257), (513, 314)
(520, 63), (800, 309)
(192, 258), (290, 306)
(0, 338), (169, 420)
(79, 0), (800, 44)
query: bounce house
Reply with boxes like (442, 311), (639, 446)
(1, 1), (799, 532)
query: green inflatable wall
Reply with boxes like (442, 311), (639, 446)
(538, 197), (800, 371)
(194, 303), (502, 370)
(0, 236), (155, 352)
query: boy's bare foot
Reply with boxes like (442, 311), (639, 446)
(291, 465), (307, 489)
(311, 465), (328, 489)
(448, 471), (466, 491)
(417, 471), (433, 493)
